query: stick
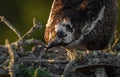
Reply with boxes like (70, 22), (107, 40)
(21, 17), (42, 39)
(0, 16), (21, 39)
(5, 39), (15, 77)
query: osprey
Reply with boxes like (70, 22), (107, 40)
(44, 0), (118, 60)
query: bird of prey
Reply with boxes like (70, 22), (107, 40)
(44, 0), (118, 60)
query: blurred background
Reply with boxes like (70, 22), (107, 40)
(0, 0), (119, 45)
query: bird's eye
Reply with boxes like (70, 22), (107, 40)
(62, 24), (71, 30)
(62, 24), (66, 26)
(65, 24), (73, 32)
(66, 24), (71, 29)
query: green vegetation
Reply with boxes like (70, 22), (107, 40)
(17, 65), (51, 77)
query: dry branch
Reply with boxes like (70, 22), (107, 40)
(5, 39), (15, 77)
(20, 17), (42, 40)
(0, 16), (21, 39)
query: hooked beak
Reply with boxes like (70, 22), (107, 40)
(45, 38), (62, 51)
(46, 40), (58, 49)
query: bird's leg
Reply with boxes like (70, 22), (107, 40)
(66, 49), (76, 61)
(63, 48), (84, 76)
(63, 49), (76, 76)
(65, 48), (84, 60)
(63, 59), (75, 77)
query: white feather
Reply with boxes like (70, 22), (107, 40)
(82, 6), (105, 35)
(55, 19), (75, 43)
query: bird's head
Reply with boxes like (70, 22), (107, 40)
(44, 0), (89, 49)
(46, 18), (75, 49)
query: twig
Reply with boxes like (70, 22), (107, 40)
(0, 59), (9, 68)
(21, 17), (42, 39)
(112, 33), (120, 48)
(0, 16), (21, 39)
(13, 39), (45, 46)
(22, 59), (69, 64)
(0, 16), (43, 49)
(9, 17), (43, 51)
(5, 39), (15, 77)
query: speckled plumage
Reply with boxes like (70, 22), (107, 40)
(44, 0), (118, 60)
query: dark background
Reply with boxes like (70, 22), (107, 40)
(0, 0), (119, 44)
